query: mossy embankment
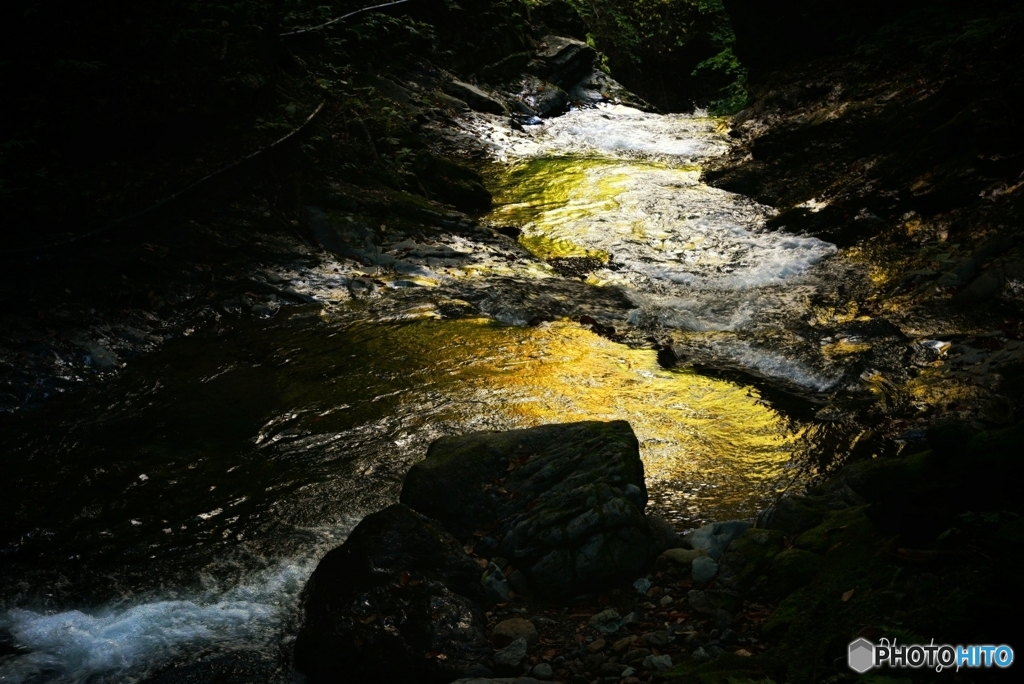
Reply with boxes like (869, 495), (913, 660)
(659, 421), (1024, 683)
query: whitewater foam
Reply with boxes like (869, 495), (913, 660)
(0, 525), (355, 684)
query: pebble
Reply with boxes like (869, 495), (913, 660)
(613, 635), (639, 652)
(493, 637), (529, 667)
(643, 630), (673, 647)
(692, 646), (711, 663)
(633, 577), (652, 594)
(532, 662), (553, 680)
(586, 638), (606, 653)
(642, 654), (673, 671)
(588, 608), (622, 634)
(492, 618), (539, 647)
(659, 594), (674, 607)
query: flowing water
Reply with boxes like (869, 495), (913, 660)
(0, 105), (871, 683)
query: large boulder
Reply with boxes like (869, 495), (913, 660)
(400, 421), (655, 599)
(294, 504), (491, 683)
(530, 35), (597, 88)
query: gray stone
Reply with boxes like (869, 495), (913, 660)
(691, 555), (719, 585)
(531, 662), (554, 680)
(494, 637), (529, 668)
(659, 594), (674, 607)
(642, 654), (673, 671)
(492, 618), (539, 647)
(443, 79), (507, 115)
(633, 577), (651, 594)
(684, 521), (753, 560)
(692, 646), (711, 663)
(588, 608), (622, 634)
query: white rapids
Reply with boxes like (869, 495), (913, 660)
(478, 104), (844, 392)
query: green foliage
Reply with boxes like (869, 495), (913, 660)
(566, 0), (746, 111)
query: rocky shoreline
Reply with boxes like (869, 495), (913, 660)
(291, 417), (1024, 684)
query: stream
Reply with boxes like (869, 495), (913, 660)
(0, 105), (875, 683)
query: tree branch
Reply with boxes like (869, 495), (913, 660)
(279, 0), (413, 38)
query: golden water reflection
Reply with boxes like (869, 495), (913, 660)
(322, 317), (806, 524)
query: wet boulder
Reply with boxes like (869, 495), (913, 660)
(294, 504), (491, 684)
(400, 421), (655, 600)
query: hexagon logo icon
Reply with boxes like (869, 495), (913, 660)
(848, 638), (875, 673)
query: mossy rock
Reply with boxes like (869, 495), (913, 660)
(719, 527), (785, 590)
(766, 549), (821, 599)
(792, 505), (871, 554)
(413, 151), (492, 212)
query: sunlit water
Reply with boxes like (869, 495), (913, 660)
(0, 106), (865, 683)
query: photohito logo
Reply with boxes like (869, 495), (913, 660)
(848, 638), (1014, 672)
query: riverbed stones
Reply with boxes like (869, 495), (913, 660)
(492, 618), (539, 647)
(684, 521), (753, 560)
(400, 421), (655, 599)
(589, 608), (622, 634)
(294, 504), (489, 683)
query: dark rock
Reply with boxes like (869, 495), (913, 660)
(647, 513), (685, 553)
(444, 79), (508, 115)
(513, 75), (570, 117)
(492, 618), (539, 647)
(494, 637), (529, 668)
(400, 421), (654, 600)
(956, 268), (1006, 304)
(294, 504), (490, 684)
(413, 151), (492, 213)
(531, 35), (597, 88)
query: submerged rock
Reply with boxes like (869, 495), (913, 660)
(400, 421), (654, 599)
(294, 504), (490, 683)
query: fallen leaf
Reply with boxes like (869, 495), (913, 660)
(842, 589), (855, 602)
(735, 649), (753, 657)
